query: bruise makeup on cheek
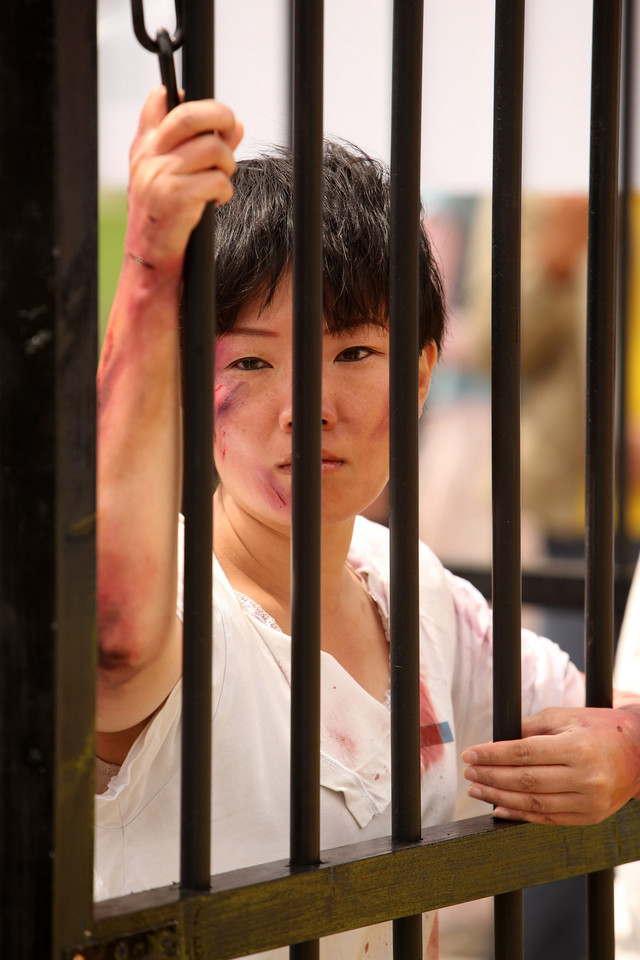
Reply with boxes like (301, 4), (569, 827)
(214, 382), (245, 419)
(371, 405), (389, 440)
(213, 383), (246, 463)
(213, 338), (248, 421)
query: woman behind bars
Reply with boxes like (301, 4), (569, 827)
(95, 88), (640, 957)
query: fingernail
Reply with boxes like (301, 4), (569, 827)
(493, 807), (510, 820)
(461, 750), (478, 764)
(464, 767), (478, 781)
(468, 786), (483, 800)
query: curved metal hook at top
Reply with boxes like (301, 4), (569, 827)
(131, 0), (184, 53)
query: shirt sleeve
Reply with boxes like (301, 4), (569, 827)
(614, 559), (640, 694)
(447, 570), (585, 758)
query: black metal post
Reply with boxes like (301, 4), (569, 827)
(491, 1), (526, 956)
(289, 0), (324, 957)
(180, 0), (215, 892)
(389, 0), (425, 956)
(585, 0), (623, 956)
(0, 0), (97, 956)
(616, 0), (635, 568)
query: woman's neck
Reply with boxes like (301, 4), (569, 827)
(212, 486), (356, 624)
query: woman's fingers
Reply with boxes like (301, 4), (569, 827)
(163, 130), (238, 178)
(126, 92), (243, 269)
(464, 760), (577, 796)
(473, 788), (589, 825)
(154, 98), (242, 154)
(134, 86), (172, 138)
(461, 705), (640, 826)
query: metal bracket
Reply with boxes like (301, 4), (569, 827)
(67, 923), (182, 960)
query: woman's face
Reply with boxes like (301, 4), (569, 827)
(213, 273), (435, 534)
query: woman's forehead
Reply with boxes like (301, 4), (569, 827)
(220, 266), (389, 341)
(218, 315), (389, 344)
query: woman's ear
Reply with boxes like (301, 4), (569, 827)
(418, 341), (437, 414)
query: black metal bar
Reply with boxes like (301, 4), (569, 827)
(585, 0), (623, 955)
(587, 869), (616, 960)
(157, 29), (180, 112)
(289, 0), (324, 872)
(491, 0), (525, 762)
(289, 2), (324, 957)
(491, 0), (526, 956)
(389, 0), (424, 850)
(180, 0), (215, 892)
(288, 0), (294, 148)
(389, 0), (425, 956)
(616, 0), (635, 566)
(585, 0), (621, 708)
(0, 0), (97, 956)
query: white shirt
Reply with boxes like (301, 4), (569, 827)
(94, 516), (584, 958)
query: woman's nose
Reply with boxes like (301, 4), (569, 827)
(277, 393), (338, 431)
(320, 396), (338, 429)
(278, 405), (293, 432)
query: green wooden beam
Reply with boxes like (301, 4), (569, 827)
(67, 802), (640, 960)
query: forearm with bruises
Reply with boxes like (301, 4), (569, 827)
(614, 690), (640, 799)
(96, 250), (184, 732)
(94, 88), (242, 738)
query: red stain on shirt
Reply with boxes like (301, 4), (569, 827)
(327, 729), (357, 762)
(419, 674), (445, 770)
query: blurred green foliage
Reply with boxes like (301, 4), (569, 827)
(98, 191), (127, 346)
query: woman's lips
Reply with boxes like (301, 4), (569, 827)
(320, 459), (343, 474)
(278, 452), (344, 475)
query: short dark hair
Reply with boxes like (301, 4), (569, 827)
(214, 140), (447, 352)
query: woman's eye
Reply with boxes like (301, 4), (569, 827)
(336, 346), (373, 363)
(230, 356), (270, 371)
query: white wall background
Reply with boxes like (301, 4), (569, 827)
(98, 0), (640, 194)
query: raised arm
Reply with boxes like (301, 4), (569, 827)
(96, 88), (242, 757)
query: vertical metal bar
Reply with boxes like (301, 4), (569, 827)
(0, 0), (97, 955)
(290, 0), (323, 956)
(616, 0), (635, 567)
(491, 1), (526, 956)
(585, 0), (622, 956)
(180, 0), (215, 892)
(288, 0), (295, 148)
(389, 0), (424, 956)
